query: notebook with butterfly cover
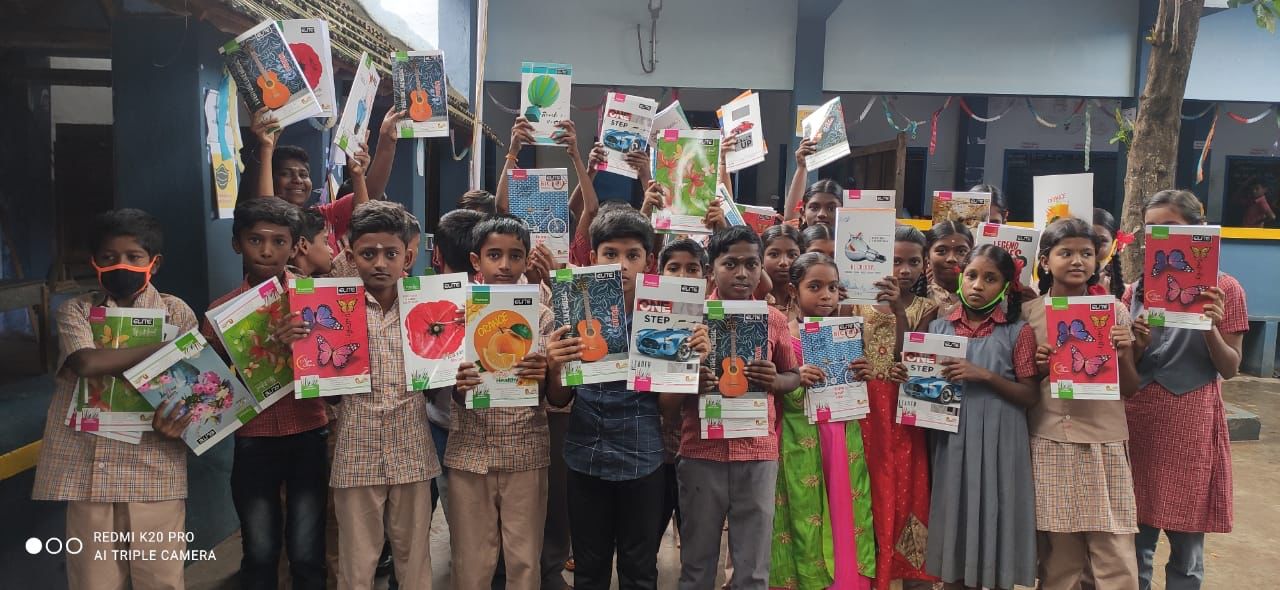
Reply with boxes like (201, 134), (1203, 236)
(219, 20), (321, 129)
(123, 330), (261, 456)
(392, 50), (449, 139)
(800, 317), (870, 424)
(552, 265), (629, 386)
(464, 284), (543, 409)
(288, 278), (371, 398)
(1142, 225), (1220, 331)
(1044, 296), (1120, 400)
(207, 277), (294, 410)
(897, 332), (968, 433)
(836, 193), (896, 305)
(399, 273), (468, 391)
(508, 168), (571, 265)
(72, 307), (167, 434)
(974, 223), (1041, 290)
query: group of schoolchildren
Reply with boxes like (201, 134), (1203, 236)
(32, 109), (1244, 590)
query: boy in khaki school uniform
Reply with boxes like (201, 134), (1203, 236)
(299, 202), (440, 590)
(32, 209), (197, 590)
(450, 214), (556, 590)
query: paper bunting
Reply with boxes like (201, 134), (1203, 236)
(957, 97), (1016, 123)
(882, 97), (923, 138)
(929, 97), (952, 156)
(1197, 107), (1219, 185)
(1026, 98), (1086, 129)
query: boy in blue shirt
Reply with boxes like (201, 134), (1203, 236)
(546, 209), (707, 589)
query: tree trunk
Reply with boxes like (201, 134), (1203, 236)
(1119, 0), (1205, 282)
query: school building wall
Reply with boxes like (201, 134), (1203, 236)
(822, 0), (1141, 98)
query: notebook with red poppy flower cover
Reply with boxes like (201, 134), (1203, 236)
(398, 273), (468, 390)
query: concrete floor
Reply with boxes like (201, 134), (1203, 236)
(186, 377), (1280, 589)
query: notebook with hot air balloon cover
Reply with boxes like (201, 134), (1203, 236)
(1045, 296), (1120, 400)
(520, 62), (572, 145)
(399, 273), (468, 390)
(1142, 225), (1220, 330)
(220, 20), (321, 128)
(836, 191), (896, 305)
(288, 277), (371, 398)
(392, 50), (449, 139)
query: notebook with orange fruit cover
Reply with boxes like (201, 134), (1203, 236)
(464, 284), (543, 409)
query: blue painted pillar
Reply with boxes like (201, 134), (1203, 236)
(952, 96), (988, 214)
(1, 57), (53, 280)
(110, 13), (241, 555)
(786, 5), (832, 204)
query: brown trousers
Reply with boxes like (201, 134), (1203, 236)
(445, 468), (548, 590)
(65, 499), (186, 590)
(1038, 531), (1139, 590)
(334, 481), (433, 590)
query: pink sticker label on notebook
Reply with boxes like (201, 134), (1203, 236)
(89, 307), (107, 322)
(705, 423), (724, 439)
(634, 377), (653, 391)
(908, 333), (927, 343)
(936, 192), (953, 201)
(982, 223), (1000, 237)
(511, 169), (528, 180)
(664, 129), (680, 141)
(900, 412), (917, 426)
(816, 407), (832, 422)
(613, 93), (627, 102)
(258, 282), (278, 299)
(642, 274), (662, 288)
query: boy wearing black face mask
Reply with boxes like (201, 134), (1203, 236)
(200, 198), (331, 590)
(32, 208), (198, 589)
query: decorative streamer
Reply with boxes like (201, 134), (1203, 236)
(1197, 107), (1219, 184)
(957, 96), (1016, 123)
(881, 96), (924, 138)
(1227, 106), (1273, 125)
(1026, 98), (1086, 129)
(1084, 101), (1092, 171)
(487, 88), (521, 115)
(856, 96), (877, 125)
(448, 129), (471, 161)
(929, 97), (953, 156)
(1180, 103), (1216, 121)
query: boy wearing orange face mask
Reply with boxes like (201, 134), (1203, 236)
(32, 208), (197, 589)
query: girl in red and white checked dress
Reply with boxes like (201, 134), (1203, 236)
(1123, 190), (1248, 590)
